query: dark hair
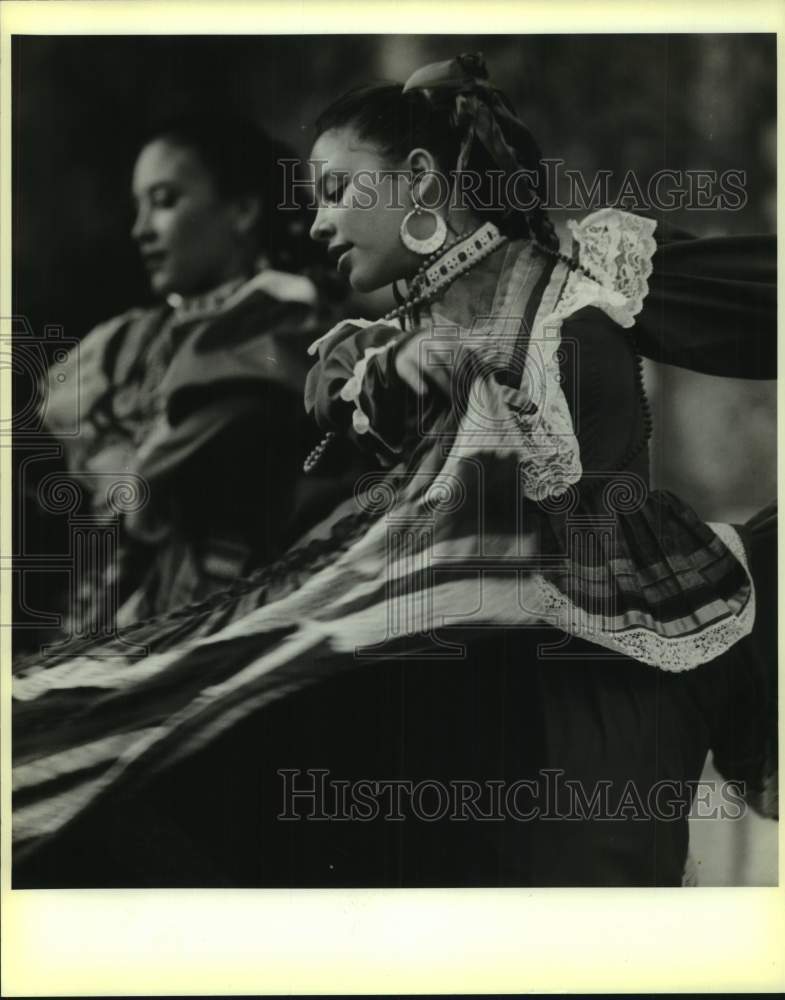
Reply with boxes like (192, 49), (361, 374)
(314, 82), (559, 251)
(139, 113), (310, 272)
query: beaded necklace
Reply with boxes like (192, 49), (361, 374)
(303, 222), (652, 475)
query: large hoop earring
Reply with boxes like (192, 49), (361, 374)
(399, 205), (448, 256)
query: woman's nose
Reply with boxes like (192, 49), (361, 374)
(131, 204), (153, 243)
(309, 206), (335, 244)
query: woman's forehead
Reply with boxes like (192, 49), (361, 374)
(132, 139), (211, 191)
(310, 127), (389, 168)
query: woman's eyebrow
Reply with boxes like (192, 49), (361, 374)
(315, 168), (349, 200)
(134, 180), (176, 199)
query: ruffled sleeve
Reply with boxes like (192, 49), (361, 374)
(558, 208), (658, 328)
(304, 318), (414, 458)
(137, 292), (319, 491)
(567, 211), (776, 379)
(160, 292), (317, 426)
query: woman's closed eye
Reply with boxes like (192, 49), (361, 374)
(322, 173), (349, 204)
(147, 184), (181, 210)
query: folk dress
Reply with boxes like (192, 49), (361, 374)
(13, 210), (776, 886)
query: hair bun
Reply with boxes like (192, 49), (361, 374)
(403, 52), (489, 94)
(456, 52), (488, 81)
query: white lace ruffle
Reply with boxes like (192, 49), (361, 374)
(339, 341), (399, 435)
(513, 209), (658, 502)
(530, 522), (755, 672)
(565, 207), (658, 329)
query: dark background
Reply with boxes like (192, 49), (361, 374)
(13, 34), (776, 338)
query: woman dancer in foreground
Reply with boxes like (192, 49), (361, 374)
(14, 55), (776, 887)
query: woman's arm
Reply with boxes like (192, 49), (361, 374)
(636, 233), (776, 379)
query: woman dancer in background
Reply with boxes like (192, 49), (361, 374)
(41, 114), (333, 632)
(14, 56), (776, 887)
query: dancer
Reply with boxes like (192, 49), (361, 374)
(41, 114), (327, 630)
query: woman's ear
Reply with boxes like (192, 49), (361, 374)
(406, 146), (443, 204)
(407, 147), (438, 176)
(231, 195), (262, 237)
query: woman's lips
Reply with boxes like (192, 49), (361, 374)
(328, 243), (353, 274)
(142, 251), (167, 272)
(336, 248), (352, 274)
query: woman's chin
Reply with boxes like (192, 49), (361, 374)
(349, 266), (402, 295)
(348, 271), (378, 294)
(148, 273), (174, 297)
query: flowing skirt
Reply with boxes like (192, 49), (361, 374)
(13, 503), (775, 887)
